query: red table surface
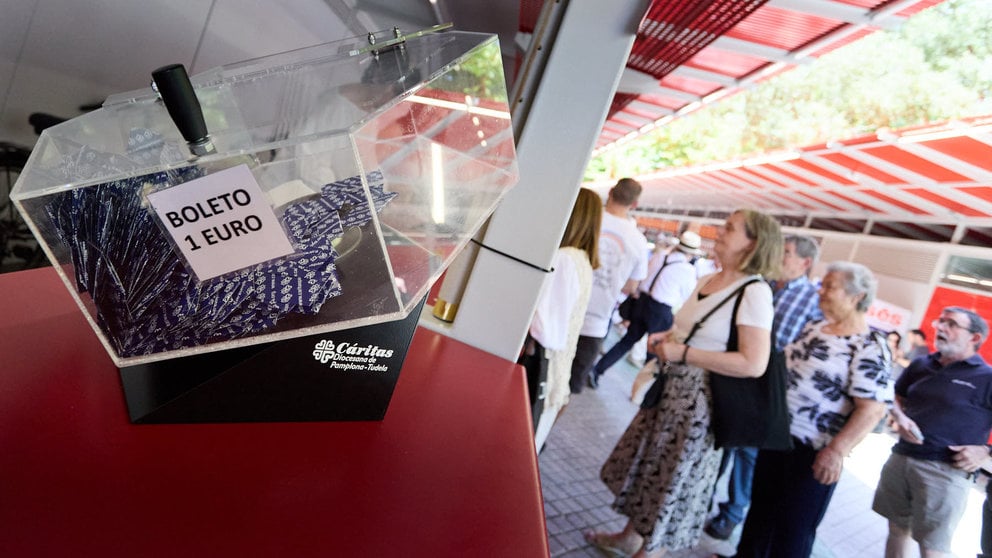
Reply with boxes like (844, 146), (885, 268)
(0, 267), (549, 558)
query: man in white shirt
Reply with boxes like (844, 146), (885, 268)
(587, 231), (701, 388)
(568, 178), (648, 394)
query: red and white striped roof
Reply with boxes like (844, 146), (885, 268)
(625, 116), (992, 242)
(520, 0), (992, 241)
(595, 0), (947, 153)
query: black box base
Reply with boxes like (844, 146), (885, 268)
(119, 296), (426, 423)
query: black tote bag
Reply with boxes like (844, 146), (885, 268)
(708, 280), (793, 451)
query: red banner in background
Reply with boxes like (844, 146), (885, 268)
(920, 285), (992, 363)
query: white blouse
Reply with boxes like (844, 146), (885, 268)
(672, 274), (773, 351)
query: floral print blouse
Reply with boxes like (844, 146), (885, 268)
(785, 320), (894, 449)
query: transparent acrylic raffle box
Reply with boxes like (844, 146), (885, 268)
(11, 28), (517, 422)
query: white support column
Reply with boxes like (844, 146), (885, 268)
(422, 0), (649, 361)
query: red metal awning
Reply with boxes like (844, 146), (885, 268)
(617, 116), (992, 243)
(516, 1), (949, 153)
(519, 0), (991, 242)
(595, 0), (946, 152)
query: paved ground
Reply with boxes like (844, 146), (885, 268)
(538, 328), (986, 558)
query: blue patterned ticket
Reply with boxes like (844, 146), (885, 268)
(45, 157), (395, 357)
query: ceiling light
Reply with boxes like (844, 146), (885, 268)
(946, 273), (978, 284)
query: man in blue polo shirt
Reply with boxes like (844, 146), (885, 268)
(873, 306), (992, 558)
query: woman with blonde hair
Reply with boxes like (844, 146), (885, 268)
(523, 187), (602, 449)
(584, 209), (782, 558)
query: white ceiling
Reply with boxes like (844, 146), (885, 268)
(0, 0), (514, 148)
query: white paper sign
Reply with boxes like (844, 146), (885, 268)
(866, 298), (913, 333)
(147, 164), (294, 281)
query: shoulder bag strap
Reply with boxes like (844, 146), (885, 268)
(647, 253), (696, 293)
(726, 278), (769, 351)
(684, 278), (761, 346)
(645, 255), (670, 294)
(726, 278), (763, 350)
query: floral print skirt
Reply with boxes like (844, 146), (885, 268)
(600, 362), (722, 552)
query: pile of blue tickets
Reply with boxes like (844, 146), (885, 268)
(44, 136), (395, 357)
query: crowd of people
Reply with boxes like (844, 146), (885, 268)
(520, 177), (992, 558)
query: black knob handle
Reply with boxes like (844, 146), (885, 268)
(152, 64), (211, 152)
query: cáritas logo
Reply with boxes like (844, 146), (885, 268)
(313, 339), (394, 371)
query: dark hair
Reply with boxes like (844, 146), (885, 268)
(608, 178), (642, 207)
(911, 328), (926, 341)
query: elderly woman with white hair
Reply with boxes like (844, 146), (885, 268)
(732, 261), (895, 558)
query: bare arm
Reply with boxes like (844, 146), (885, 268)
(826, 397), (887, 457)
(889, 395), (924, 444)
(813, 397), (887, 485)
(947, 444), (992, 473)
(653, 323), (770, 378)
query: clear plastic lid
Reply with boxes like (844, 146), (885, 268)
(12, 27), (518, 366)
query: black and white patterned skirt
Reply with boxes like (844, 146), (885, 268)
(600, 362), (722, 552)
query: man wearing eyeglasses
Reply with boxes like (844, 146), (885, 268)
(872, 307), (992, 558)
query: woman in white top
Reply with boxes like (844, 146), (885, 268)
(584, 209), (782, 558)
(521, 188), (602, 449)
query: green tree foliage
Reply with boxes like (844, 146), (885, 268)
(432, 41), (508, 102)
(904, 0), (992, 97)
(584, 0), (991, 182)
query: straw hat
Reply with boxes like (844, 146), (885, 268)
(675, 231), (703, 255)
